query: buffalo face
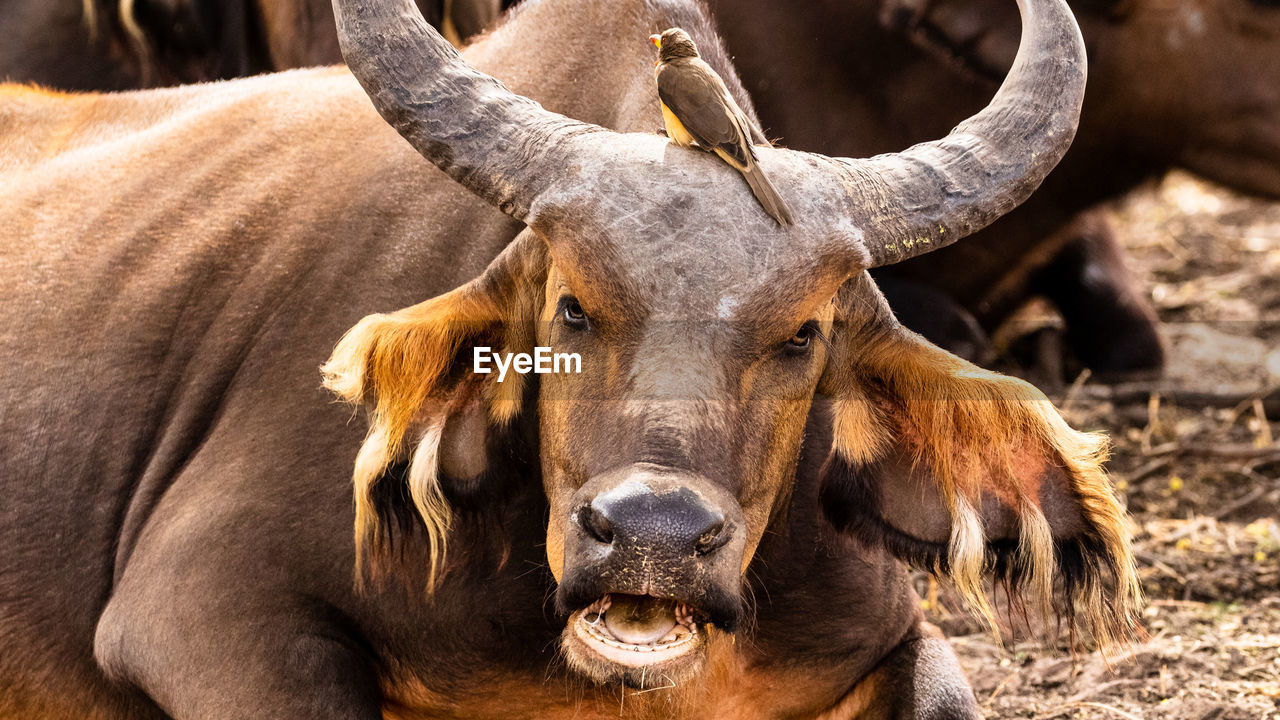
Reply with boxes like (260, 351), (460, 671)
(322, 225), (842, 685)
(324, 0), (1142, 691)
(529, 241), (841, 683)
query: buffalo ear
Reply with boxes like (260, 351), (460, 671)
(321, 232), (546, 590)
(818, 277), (1139, 646)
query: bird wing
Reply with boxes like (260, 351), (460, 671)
(656, 58), (754, 168)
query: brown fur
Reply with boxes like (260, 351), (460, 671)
(820, 279), (1141, 646)
(0, 0), (1120, 714)
(381, 626), (876, 720)
(321, 233), (548, 588)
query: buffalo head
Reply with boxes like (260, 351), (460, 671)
(321, 0), (1140, 687)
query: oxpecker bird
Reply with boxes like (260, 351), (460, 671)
(650, 28), (794, 226)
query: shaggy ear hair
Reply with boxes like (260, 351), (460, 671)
(321, 231), (547, 590)
(818, 275), (1140, 647)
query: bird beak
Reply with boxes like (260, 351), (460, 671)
(649, 34), (662, 49)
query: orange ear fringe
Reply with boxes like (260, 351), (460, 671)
(321, 288), (505, 591)
(827, 320), (1140, 649)
(323, 235), (549, 593)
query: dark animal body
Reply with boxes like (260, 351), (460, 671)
(708, 0), (1280, 376)
(0, 0), (1137, 718)
(0, 0), (499, 90)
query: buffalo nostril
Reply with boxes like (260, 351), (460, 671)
(694, 520), (730, 556)
(578, 504), (615, 545)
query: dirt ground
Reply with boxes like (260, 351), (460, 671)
(929, 172), (1280, 719)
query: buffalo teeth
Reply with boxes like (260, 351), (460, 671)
(575, 596), (699, 653)
(674, 603), (695, 627)
(581, 617), (696, 652)
(582, 595), (613, 625)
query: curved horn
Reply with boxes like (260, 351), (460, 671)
(332, 0), (598, 222)
(838, 0), (1086, 268)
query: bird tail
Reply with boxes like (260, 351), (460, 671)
(741, 163), (793, 226)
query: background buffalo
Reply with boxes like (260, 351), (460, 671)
(708, 0), (1280, 379)
(0, 0), (498, 89)
(6, 0), (1280, 382)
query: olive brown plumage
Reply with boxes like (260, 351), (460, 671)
(651, 28), (793, 225)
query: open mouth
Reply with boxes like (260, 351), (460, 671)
(569, 594), (702, 668)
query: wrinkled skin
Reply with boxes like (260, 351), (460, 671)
(708, 0), (1280, 377)
(0, 0), (1137, 717)
(0, 0), (498, 90)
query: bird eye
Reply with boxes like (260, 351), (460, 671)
(561, 297), (589, 328)
(785, 322), (818, 353)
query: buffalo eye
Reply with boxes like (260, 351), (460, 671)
(559, 297), (589, 329)
(785, 321), (819, 354)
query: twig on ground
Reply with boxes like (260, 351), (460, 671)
(1076, 384), (1280, 416)
(1143, 442), (1280, 462)
(1141, 394), (1163, 453)
(1146, 599), (1205, 608)
(1134, 552), (1187, 583)
(1253, 398), (1274, 447)
(1034, 700), (1143, 720)
(1062, 369), (1092, 415)
(1164, 516), (1215, 543)
(985, 668), (1022, 706)
(1061, 679), (1144, 705)
(1213, 485), (1271, 520)
(1125, 457), (1172, 483)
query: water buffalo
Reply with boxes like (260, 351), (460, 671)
(0, 0), (1138, 716)
(708, 0), (1280, 377)
(0, 0), (499, 90)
